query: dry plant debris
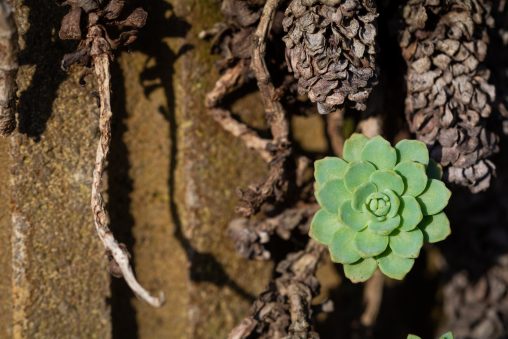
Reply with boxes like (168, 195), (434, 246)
(58, 0), (164, 307)
(400, 0), (499, 193)
(0, 0), (19, 136)
(283, 0), (379, 114)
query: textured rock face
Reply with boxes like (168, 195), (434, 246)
(400, 0), (499, 193)
(283, 0), (379, 114)
(1, 0), (274, 338)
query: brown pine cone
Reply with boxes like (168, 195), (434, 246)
(282, 0), (379, 114)
(401, 0), (499, 193)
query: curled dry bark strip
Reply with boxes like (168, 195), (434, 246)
(0, 0), (18, 136)
(92, 50), (164, 307)
(58, 0), (162, 307)
(236, 0), (292, 217)
(228, 203), (318, 260)
(205, 62), (273, 162)
(228, 240), (325, 339)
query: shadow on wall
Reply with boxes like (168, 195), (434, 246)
(17, 0), (69, 141)
(108, 1), (255, 338)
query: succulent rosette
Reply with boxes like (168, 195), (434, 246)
(311, 133), (452, 282)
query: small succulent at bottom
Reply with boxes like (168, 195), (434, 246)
(407, 331), (454, 339)
(311, 133), (452, 282)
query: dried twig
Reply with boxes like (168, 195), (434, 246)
(205, 62), (273, 162)
(0, 0), (18, 136)
(91, 33), (164, 307)
(326, 109), (345, 157)
(360, 269), (384, 328)
(228, 240), (325, 339)
(228, 203), (318, 260)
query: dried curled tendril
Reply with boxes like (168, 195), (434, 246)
(311, 133), (452, 282)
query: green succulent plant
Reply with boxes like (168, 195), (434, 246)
(407, 331), (453, 339)
(311, 133), (452, 282)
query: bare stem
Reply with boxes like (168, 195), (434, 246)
(326, 109), (345, 156)
(0, 0), (18, 136)
(92, 52), (164, 307)
(360, 269), (384, 328)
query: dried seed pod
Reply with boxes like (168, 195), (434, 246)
(282, 0), (379, 114)
(58, 0), (147, 69)
(400, 0), (499, 193)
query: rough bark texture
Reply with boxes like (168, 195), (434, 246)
(400, 0), (499, 193)
(283, 0), (379, 114)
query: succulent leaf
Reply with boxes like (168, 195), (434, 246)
(344, 161), (377, 192)
(313, 134), (451, 282)
(369, 215), (401, 235)
(316, 179), (351, 214)
(343, 133), (369, 163)
(340, 201), (369, 231)
(330, 226), (362, 264)
(394, 161), (428, 196)
(361, 136), (397, 170)
(370, 170), (404, 195)
(419, 212), (451, 243)
(395, 139), (429, 165)
(426, 158), (443, 180)
(344, 258), (377, 283)
(315, 157), (348, 186)
(310, 209), (342, 245)
(399, 196), (423, 231)
(377, 250), (415, 280)
(352, 182), (377, 211)
(389, 229), (424, 259)
(417, 179), (452, 215)
(354, 228), (389, 257)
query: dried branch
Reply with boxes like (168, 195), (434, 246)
(0, 0), (18, 136)
(326, 109), (345, 157)
(228, 240), (326, 339)
(91, 41), (163, 308)
(228, 203), (318, 260)
(360, 269), (384, 328)
(58, 1), (163, 307)
(205, 62), (273, 162)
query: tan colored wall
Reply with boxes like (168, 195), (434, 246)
(2, 0), (274, 338)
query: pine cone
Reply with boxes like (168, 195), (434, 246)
(400, 0), (499, 193)
(282, 0), (379, 114)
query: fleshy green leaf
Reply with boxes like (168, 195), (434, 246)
(399, 196), (423, 231)
(439, 331), (454, 339)
(389, 229), (424, 258)
(407, 335), (421, 339)
(417, 179), (451, 215)
(377, 250), (415, 280)
(343, 133), (369, 163)
(344, 258), (377, 283)
(310, 209), (343, 245)
(340, 200), (369, 231)
(354, 228), (389, 257)
(315, 157), (348, 186)
(329, 226), (362, 264)
(352, 182), (377, 211)
(369, 170), (404, 196)
(419, 212), (451, 243)
(361, 136), (397, 170)
(394, 161), (428, 197)
(316, 179), (351, 214)
(426, 158), (443, 180)
(384, 189), (400, 218)
(395, 139), (429, 165)
(368, 215), (401, 235)
(344, 161), (376, 192)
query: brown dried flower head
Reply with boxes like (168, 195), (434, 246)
(283, 0), (379, 114)
(58, 0), (147, 69)
(400, 0), (499, 193)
